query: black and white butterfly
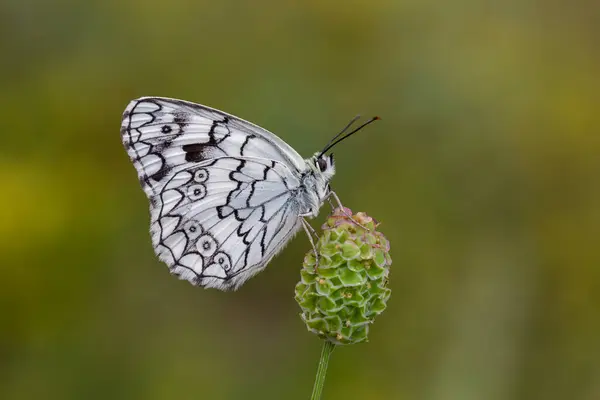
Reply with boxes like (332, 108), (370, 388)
(121, 97), (378, 290)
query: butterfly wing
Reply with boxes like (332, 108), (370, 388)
(121, 97), (306, 290)
(122, 97), (306, 197)
(145, 157), (303, 290)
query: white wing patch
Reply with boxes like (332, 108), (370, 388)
(121, 97), (306, 290)
(149, 158), (303, 290)
(121, 97), (306, 197)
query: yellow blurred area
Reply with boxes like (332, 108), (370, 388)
(1, 0), (598, 399)
(0, 164), (70, 251)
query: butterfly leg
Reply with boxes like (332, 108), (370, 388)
(300, 217), (320, 270)
(327, 191), (370, 231)
(327, 196), (336, 210)
(328, 190), (345, 209)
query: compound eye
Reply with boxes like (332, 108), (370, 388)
(317, 158), (327, 172)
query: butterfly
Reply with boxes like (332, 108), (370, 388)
(121, 97), (378, 290)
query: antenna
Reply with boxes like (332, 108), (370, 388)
(318, 115), (362, 158)
(319, 116), (380, 156)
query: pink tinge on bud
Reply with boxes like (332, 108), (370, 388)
(355, 212), (373, 226)
(334, 207), (353, 216)
(376, 232), (391, 252)
(324, 207), (356, 229)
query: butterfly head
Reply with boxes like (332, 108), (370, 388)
(312, 152), (336, 181)
(302, 152), (336, 214)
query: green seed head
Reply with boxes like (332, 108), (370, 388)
(295, 207), (392, 345)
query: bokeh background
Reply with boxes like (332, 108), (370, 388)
(1, 1), (599, 399)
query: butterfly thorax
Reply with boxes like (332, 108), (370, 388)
(297, 153), (336, 218)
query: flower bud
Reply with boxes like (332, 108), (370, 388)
(295, 207), (392, 345)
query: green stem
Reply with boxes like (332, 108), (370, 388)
(310, 340), (336, 400)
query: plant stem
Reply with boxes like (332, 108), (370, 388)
(310, 340), (336, 400)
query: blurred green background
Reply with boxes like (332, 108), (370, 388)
(1, 0), (599, 399)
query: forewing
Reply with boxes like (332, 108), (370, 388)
(121, 97), (306, 197)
